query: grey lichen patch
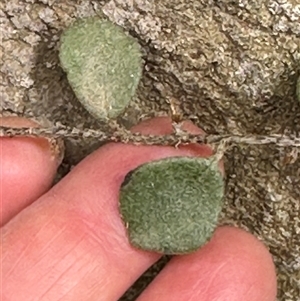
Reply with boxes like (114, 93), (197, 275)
(59, 16), (143, 120)
(119, 157), (224, 254)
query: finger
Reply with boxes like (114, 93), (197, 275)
(2, 117), (219, 301)
(0, 116), (63, 226)
(137, 226), (277, 301)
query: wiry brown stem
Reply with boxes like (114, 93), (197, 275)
(0, 124), (300, 147)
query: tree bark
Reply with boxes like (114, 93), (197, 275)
(1, 0), (299, 299)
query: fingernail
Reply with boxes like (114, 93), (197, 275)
(119, 156), (224, 255)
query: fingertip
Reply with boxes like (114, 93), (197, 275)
(131, 116), (224, 173)
(138, 226), (277, 301)
(131, 116), (205, 136)
(184, 226), (277, 300)
(0, 117), (63, 225)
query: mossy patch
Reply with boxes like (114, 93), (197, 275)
(119, 156), (224, 254)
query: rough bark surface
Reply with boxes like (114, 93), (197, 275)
(1, 0), (300, 300)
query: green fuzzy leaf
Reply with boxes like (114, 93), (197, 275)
(119, 157), (224, 255)
(59, 17), (142, 119)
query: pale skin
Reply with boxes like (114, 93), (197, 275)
(1, 116), (277, 301)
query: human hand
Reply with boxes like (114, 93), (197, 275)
(1, 116), (277, 301)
